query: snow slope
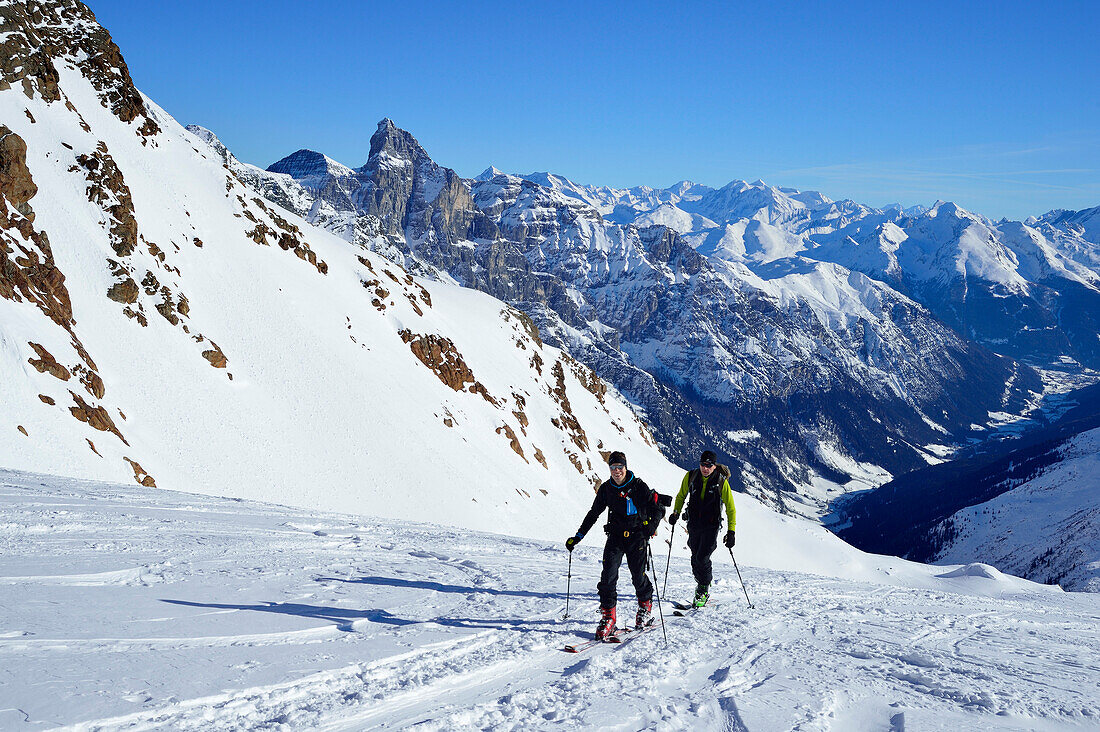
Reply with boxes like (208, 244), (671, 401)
(0, 11), (666, 542)
(1, 469), (1097, 731)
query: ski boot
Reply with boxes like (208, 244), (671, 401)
(693, 583), (710, 608)
(595, 606), (617, 640)
(635, 599), (654, 628)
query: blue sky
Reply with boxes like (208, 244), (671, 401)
(91, 0), (1099, 220)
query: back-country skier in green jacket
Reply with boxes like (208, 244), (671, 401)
(668, 449), (737, 607)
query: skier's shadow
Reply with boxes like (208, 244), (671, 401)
(160, 598), (417, 632)
(161, 598), (568, 633)
(319, 575), (578, 601)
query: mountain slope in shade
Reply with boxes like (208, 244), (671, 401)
(929, 426), (1100, 592)
(0, 0), (667, 541)
(834, 382), (1100, 590)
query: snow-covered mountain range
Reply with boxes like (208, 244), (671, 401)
(511, 173), (1100, 373)
(192, 118), (1100, 518)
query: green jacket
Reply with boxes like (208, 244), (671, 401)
(673, 464), (736, 529)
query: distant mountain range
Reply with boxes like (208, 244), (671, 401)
(188, 118), (1100, 517)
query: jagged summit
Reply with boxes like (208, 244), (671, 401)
(927, 199), (963, 217)
(366, 117), (429, 170)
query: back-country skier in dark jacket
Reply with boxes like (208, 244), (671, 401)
(669, 450), (737, 607)
(565, 451), (671, 640)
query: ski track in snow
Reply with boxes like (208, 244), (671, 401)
(1, 471), (1098, 731)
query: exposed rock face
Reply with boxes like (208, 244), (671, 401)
(550, 360), (589, 453)
(75, 146), (138, 257)
(68, 391), (127, 444)
(399, 329), (497, 405)
(496, 423), (526, 461)
(0, 126), (74, 329)
(27, 342), (70, 381)
(0, 125), (38, 207)
(202, 345), (228, 368)
(123, 457), (156, 487)
(106, 277), (138, 303)
(0, 0), (159, 137)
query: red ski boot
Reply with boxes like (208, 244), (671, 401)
(635, 599), (654, 628)
(595, 606), (617, 640)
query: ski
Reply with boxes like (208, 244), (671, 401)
(671, 600), (717, 617)
(562, 623), (656, 653)
(563, 627), (623, 653)
(562, 636), (607, 653)
(607, 621), (659, 645)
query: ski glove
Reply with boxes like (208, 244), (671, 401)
(566, 536), (580, 552)
(724, 530), (735, 548)
(668, 512), (679, 526)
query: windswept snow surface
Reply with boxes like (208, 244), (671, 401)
(2, 470), (1098, 731)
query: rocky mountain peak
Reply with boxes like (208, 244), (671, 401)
(366, 118), (428, 171)
(477, 166), (506, 181)
(927, 200), (965, 218)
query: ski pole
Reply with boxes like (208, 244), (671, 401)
(648, 542), (668, 645)
(563, 549), (573, 620)
(728, 547), (754, 609)
(662, 521), (675, 596)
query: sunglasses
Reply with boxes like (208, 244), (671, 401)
(700, 461), (715, 467)
(609, 464), (626, 470)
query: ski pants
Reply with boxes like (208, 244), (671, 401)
(687, 522), (720, 588)
(597, 531), (653, 609)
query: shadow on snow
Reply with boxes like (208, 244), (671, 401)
(318, 574), (580, 601)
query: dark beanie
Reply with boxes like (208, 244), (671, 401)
(700, 450), (717, 465)
(608, 451), (627, 467)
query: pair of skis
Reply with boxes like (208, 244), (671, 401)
(562, 620), (659, 653)
(562, 601), (712, 653)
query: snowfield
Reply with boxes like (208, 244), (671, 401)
(1, 469), (1098, 731)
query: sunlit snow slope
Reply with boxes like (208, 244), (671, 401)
(1, 470), (1096, 731)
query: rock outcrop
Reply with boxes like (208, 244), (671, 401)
(0, 0), (159, 138)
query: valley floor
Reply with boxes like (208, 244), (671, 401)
(1, 469), (1098, 731)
